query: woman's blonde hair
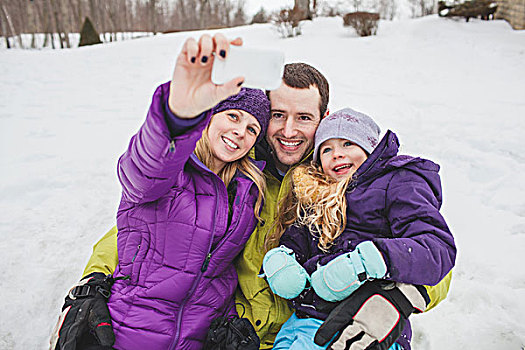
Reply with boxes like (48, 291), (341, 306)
(194, 122), (266, 220)
(265, 163), (351, 251)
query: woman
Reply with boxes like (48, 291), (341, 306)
(108, 34), (269, 350)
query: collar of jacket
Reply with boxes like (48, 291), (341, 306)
(238, 157), (266, 181)
(190, 153), (266, 179)
(254, 138), (313, 182)
(348, 130), (442, 199)
(351, 130), (400, 184)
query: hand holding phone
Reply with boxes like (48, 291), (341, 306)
(212, 46), (285, 91)
(169, 34), (245, 118)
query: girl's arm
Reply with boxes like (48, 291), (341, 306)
(374, 169), (457, 286)
(118, 82), (211, 204)
(261, 224), (311, 300)
(278, 224), (311, 265)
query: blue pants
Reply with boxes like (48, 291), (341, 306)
(273, 313), (403, 350)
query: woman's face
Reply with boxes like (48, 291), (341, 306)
(319, 138), (368, 182)
(207, 109), (261, 172)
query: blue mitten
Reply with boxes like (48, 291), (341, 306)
(261, 246), (310, 299)
(311, 241), (387, 302)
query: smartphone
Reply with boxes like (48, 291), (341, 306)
(211, 46), (285, 90)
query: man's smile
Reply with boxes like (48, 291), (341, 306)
(278, 138), (303, 150)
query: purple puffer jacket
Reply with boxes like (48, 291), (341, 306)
(281, 130), (456, 350)
(107, 83), (263, 350)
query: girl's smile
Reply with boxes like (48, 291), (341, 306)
(319, 138), (368, 182)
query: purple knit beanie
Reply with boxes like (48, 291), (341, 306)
(212, 87), (270, 143)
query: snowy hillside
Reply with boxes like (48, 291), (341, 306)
(1, 15), (524, 349)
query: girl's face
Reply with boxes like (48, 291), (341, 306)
(319, 138), (368, 182)
(207, 109), (261, 173)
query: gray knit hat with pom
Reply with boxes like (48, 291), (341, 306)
(313, 108), (381, 163)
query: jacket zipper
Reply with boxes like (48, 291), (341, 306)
(201, 253), (212, 272)
(131, 244), (140, 262)
(200, 180), (253, 269)
(348, 140), (389, 191)
(169, 169), (227, 350)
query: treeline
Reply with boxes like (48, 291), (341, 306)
(0, 0), (248, 49)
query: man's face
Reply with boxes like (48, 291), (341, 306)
(267, 84), (324, 172)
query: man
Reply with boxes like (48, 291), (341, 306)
(234, 63), (330, 348)
(53, 62), (452, 350)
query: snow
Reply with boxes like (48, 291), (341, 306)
(1, 15), (525, 349)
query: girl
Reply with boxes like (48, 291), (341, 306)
(262, 108), (456, 350)
(106, 35), (269, 349)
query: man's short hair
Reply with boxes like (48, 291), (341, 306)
(281, 63), (330, 118)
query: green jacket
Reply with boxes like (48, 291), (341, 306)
(82, 148), (452, 349)
(233, 168), (294, 348)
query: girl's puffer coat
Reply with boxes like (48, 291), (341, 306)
(107, 83), (263, 350)
(281, 130), (456, 350)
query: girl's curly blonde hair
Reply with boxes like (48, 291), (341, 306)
(265, 163), (352, 252)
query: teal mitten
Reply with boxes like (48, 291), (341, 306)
(261, 246), (310, 299)
(311, 241), (387, 302)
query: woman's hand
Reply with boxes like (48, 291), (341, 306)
(168, 33), (245, 119)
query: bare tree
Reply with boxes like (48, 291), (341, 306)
(104, 2), (117, 41)
(378, 0), (397, 19)
(16, 0), (27, 35)
(408, 0), (436, 17)
(49, 0), (66, 48)
(294, 0), (312, 20)
(0, 2), (10, 48)
(68, 0), (83, 33)
(232, 0), (246, 26)
(149, 0), (157, 34)
(1, 1), (22, 48)
(123, 0), (133, 35)
(88, 0), (98, 30)
(28, 0), (39, 48)
(1, 0), (249, 49)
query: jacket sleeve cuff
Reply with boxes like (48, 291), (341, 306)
(164, 99), (209, 137)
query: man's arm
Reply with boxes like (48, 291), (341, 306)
(424, 269), (453, 311)
(82, 226), (119, 278)
(50, 227), (119, 350)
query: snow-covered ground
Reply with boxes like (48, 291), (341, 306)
(1, 15), (524, 349)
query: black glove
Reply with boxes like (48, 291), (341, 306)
(314, 280), (430, 350)
(204, 315), (260, 350)
(49, 273), (118, 350)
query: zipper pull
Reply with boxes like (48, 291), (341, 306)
(201, 253), (212, 272)
(131, 244), (141, 262)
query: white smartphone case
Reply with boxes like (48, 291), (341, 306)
(211, 46), (285, 90)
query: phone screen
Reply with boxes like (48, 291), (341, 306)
(211, 46), (285, 90)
